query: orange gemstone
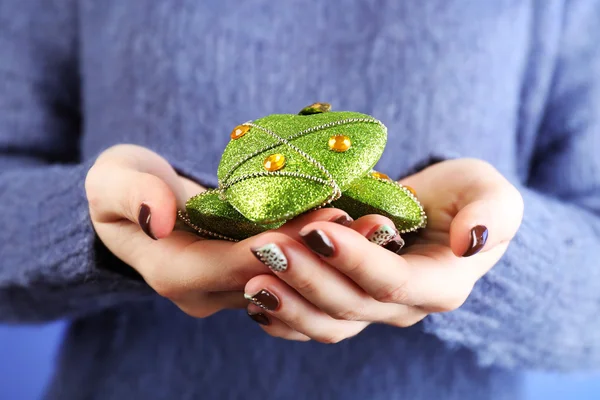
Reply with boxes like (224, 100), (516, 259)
(328, 135), (352, 152)
(230, 125), (250, 140)
(371, 171), (391, 180)
(404, 185), (417, 196)
(263, 153), (286, 172)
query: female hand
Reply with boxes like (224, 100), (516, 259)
(242, 159), (524, 343)
(85, 144), (354, 318)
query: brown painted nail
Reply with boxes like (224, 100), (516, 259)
(384, 236), (405, 254)
(244, 290), (279, 311)
(462, 225), (488, 257)
(330, 214), (353, 227)
(138, 203), (157, 240)
(299, 229), (335, 257)
(247, 311), (271, 326)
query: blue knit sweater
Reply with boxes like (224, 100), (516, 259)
(1, 1), (599, 399)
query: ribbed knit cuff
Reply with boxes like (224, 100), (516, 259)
(0, 157), (154, 322)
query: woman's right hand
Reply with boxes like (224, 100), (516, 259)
(84, 144), (352, 319)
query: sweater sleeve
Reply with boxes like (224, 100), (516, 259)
(0, 1), (158, 323)
(422, 0), (600, 371)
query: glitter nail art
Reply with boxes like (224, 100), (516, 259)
(367, 225), (398, 246)
(251, 243), (288, 272)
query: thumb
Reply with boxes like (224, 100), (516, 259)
(449, 195), (522, 258)
(86, 145), (186, 239)
(400, 159), (523, 257)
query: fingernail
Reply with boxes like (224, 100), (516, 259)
(138, 203), (157, 240)
(367, 225), (397, 246)
(330, 214), (353, 227)
(244, 290), (279, 311)
(383, 236), (405, 254)
(462, 225), (489, 257)
(251, 243), (288, 272)
(299, 229), (335, 257)
(247, 310), (271, 326)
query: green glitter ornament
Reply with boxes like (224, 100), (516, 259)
(179, 103), (427, 241)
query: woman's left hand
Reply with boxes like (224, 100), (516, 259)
(243, 158), (524, 342)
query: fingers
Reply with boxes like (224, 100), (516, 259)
(296, 221), (474, 310)
(247, 230), (422, 324)
(244, 275), (369, 344)
(92, 208), (359, 303)
(244, 274), (426, 342)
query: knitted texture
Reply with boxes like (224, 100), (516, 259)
(0, 0), (599, 399)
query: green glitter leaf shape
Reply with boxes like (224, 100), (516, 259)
(184, 190), (284, 241)
(330, 174), (426, 233)
(216, 111), (387, 224)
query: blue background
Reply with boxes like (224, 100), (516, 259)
(1, 323), (599, 400)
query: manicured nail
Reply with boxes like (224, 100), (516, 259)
(138, 203), (157, 240)
(244, 290), (279, 311)
(462, 225), (488, 257)
(330, 214), (353, 227)
(251, 243), (288, 272)
(367, 225), (397, 246)
(299, 229), (335, 257)
(383, 236), (405, 254)
(247, 311), (271, 326)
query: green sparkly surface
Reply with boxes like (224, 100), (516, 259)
(186, 190), (283, 240)
(182, 105), (427, 240)
(217, 111), (387, 223)
(332, 175), (426, 232)
(226, 176), (334, 224)
(217, 112), (384, 181)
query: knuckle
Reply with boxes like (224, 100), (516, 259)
(97, 144), (137, 162)
(430, 292), (469, 313)
(260, 325), (282, 338)
(374, 283), (411, 305)
(390, 318), (414, 328)
(343, 256), (368, 279)
(315, 333), (346, 345)
(147, 276), (181, 300)
(293, 276), (318, 296)
(466, 158), (497, 174)
(391, 316), (421, 328)
(224, 272), (246, 292)
(184, 305), (216, 319)
(389, 311), (426, 328)
(281, 312), (304, 330)
(444, 293), (469, 312)
(330, 306), (365, 322)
